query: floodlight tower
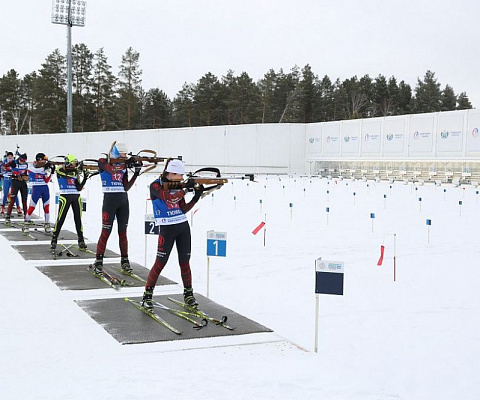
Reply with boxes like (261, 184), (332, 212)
(51, 0), (87, 133)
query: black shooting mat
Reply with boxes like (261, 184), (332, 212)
(75, 293), (273, 344)
(11, 243), (118, 260)
(0, 228), (79, 241)
(36, 262), (175, 290)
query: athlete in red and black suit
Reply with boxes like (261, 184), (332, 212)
(142, 159), (204, 308)
(93, 143), (141, 274)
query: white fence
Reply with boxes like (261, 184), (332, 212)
(0, 124), (306, 175)
(2, 109), (480, 178)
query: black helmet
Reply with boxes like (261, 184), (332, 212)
(36, 153), (47, 161)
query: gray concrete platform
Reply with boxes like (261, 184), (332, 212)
(12, 243), (118, 260)
(36, 262), (175, 290)
(76, 293), (273, 344)
(0, 229), (79, 241)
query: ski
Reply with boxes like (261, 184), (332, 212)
(21, 228), (38, 241)
(167, 297), (235, 330)
(72, 245), (96, 255)
(151, 301), (207, 329)
(125, 298), (182, 335)
(87, 265), (121, 290)
(116, 268), (147, 283)
(30, 227), (54, 237)
(5, 221), (39, 241)
(57, 244), (79, 258)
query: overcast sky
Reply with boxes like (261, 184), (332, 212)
(1, 0), (479, 106)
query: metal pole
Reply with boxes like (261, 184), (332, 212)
(144, 196), (148, 268)
(66, 0), (73, 133)
(314, 294), (319, 353)
(206, 256), (210, 298)
(393, 233), (397, 282)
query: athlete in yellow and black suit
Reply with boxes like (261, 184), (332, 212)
(50, 155), (89, 251)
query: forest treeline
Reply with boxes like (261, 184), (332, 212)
(0, 45), (473, 134)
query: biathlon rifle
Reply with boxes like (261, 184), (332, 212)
(163, 167), (255, 198)
(108, 150), (182, 175)
(36, 157), (99, 179)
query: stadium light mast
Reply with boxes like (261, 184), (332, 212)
(51, 0), (87, 133)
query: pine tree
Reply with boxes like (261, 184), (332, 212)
(173, 82), (195, 127)
(341, 76), (367, 119)
(0, 69), (24, 134)
(317, 75), (335, 122)
(258, 69), (277, 123)
(92, 48), (117, 131)
(222, 71), (261, 124)
(395, 80), (413, 115)
(373, 74), (393, 116)
(193, 72), (223, 126)
(278, 66), (301, 123)
(117, 47), (142, 129)
(297, 64), (317, 123)
(144, 88), (173, 128)
(35, 49), (67, 133)
(72, 43), (95, 132)
(440, 84), (457, 111)
(414, 70), (442, 113)
(456, 92), (472, 110)
(332, 78), (349, 120)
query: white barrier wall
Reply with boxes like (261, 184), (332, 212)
(306, 109), (480, 161)
(2, 109), (480, 175)
(0, 124), (306, 175)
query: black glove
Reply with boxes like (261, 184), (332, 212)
(193, 184), (204, 200)
(125, 156), (133, 168)
(194, 184), (204, 195)
(185, 179), (195, 191)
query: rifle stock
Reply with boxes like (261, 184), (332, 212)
(163, 178), (228, 190)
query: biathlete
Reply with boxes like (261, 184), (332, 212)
(26, 153), (54, 233)
(4, 153), (29, 226)
(142, 159), (204, 309)
(1, 151), (22, 216)
(93, 142), (141, 274)
(50, 155), (90, 251)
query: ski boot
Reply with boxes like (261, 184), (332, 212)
(183, 287), (198, 308)
(93, 255), (103, 274)
(44, 223), (52, 234)
(22, 224), (29, 234)
(16, 206), (23, 217)
(120, 256), (133, 273)
(142, 287), (154, 311)
(26, 220), (35, 226)
(50, 236), (57, 251)
(77, 237), (87, 250)
(4, 214), (11, 226)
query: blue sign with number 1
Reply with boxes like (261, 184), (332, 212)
(206, 231), (227, 257)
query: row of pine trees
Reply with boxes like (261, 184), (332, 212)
(0, 45), (473, 135)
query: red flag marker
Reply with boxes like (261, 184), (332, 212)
(377, 245), (385, 266)
(252, 221), (266, 235)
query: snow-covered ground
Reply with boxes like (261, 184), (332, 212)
(1, 173), (480, 400)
